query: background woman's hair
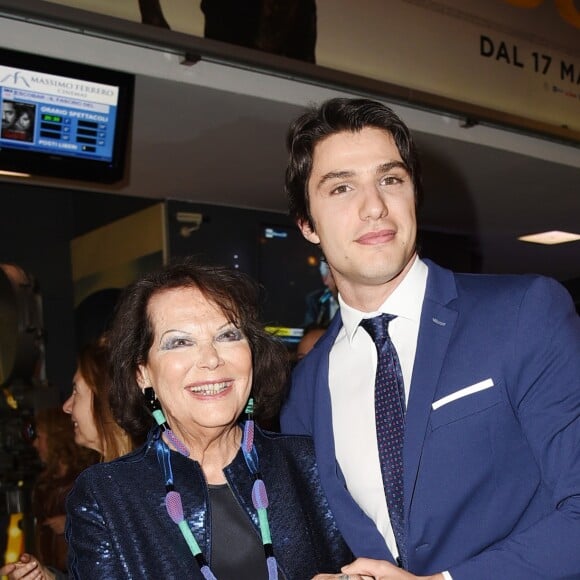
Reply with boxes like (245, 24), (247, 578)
(34, 407), (97, 479)
(77, 336), (135, 461)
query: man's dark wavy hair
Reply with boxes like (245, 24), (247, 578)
(285, 97), (423, 230)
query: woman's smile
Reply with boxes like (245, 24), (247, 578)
(186, 380), (233, 396)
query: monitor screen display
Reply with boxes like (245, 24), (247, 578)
(0, 48), (134, 183)
(258, 223), (324, 346)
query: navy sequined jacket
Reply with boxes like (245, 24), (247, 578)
(66, 426), (351, 579)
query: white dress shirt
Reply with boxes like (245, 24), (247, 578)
(330, 257), (451, 579)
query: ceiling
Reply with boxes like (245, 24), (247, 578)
(1, 13), (579, 283)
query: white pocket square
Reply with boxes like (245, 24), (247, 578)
(432, 378), (494, 410)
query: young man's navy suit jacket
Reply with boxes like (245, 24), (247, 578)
(281, 259), (580, 580)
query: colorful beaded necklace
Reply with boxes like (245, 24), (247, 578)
(146, 390), (278, 580)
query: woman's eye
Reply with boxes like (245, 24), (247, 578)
(162, 336), (192, 350)
(217, 328), (243, 342)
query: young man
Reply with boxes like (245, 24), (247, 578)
(280, 98), (580, 580)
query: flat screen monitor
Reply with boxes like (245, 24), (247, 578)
(0, 48), (134, 183)
(258, 223), (324, 347)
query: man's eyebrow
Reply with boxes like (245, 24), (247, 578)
(377, 161), (409, 174)
(315, 170), (354, 189)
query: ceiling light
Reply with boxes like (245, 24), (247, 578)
(518, 231), (580, 245)
(0, 170), (31, 177)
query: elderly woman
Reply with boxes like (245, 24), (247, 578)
(65, 261), (351, 579)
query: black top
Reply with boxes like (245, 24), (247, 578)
(209, 484), (268, 579)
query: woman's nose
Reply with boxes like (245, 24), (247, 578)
(196, 342), (223, 369)
(63, 396), (72, 414)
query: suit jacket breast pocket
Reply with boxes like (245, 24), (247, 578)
(429, 380), (502, 431)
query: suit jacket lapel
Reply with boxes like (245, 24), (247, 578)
(404, 261), (458, 515)
(312, 312), (342, 451)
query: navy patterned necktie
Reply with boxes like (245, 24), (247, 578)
(360, 313), (407, 567)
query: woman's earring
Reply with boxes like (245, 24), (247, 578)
(143, 386), (167, 425)
(142, 387), (189, 457)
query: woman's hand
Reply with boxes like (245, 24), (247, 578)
(0, 554), (56, 580)
(312, 558), (445, 579)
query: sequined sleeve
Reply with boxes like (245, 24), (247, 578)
(66, 470), (128, 579)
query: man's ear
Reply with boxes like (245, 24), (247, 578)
(297, 219), (320, 245)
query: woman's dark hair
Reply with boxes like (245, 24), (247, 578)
(285, 97), (423, 229)
(108, 260), (290, 439)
